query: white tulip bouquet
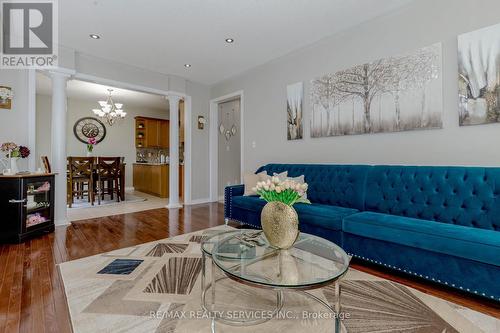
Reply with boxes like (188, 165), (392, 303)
(252, 176), (310, 206)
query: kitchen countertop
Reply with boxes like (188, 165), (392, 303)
(133, 162), (169, 166)
(133, 162), (185, 166)
(0, 172), (56, 178)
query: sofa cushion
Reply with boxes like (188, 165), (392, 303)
(255, 164), (370, 210)
(343, 211), (500, 266)
(231, 196), (358, 231)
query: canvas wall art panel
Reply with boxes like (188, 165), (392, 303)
(310, 43), (443, 137)
(287, 82), (303, 140)
(458, 23), (500, 126)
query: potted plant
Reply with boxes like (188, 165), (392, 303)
(1, 142), (30, 174)
(86, 137), (97, 156)
(253, 177), (310, 249)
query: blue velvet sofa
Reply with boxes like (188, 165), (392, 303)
(224, 164), (500, 301)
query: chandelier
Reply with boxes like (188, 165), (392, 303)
(92, 89), (126, 126)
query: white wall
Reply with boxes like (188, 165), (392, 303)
(211, 0), (500, 174)
(218, 99), (241, 196)
(186, 80), (211, 201)
(0, 70), (32, 171)
(36, 94), (169, 185)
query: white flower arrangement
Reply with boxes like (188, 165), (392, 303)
(0, 87), (13, 100)
(253, 176), (310, 206)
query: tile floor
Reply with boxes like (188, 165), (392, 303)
(67, 191), (169, 222)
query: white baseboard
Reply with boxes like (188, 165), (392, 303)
(185, 198), (212, 205)
(218, 195), (224, 202)
(125, 187), (135, 193)
(55, 218), (70, 226)
(166, 203), (183, 209)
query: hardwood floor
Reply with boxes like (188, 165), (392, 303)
(0, 203), (498, 333)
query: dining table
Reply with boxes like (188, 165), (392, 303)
(67, 157), (126, 202)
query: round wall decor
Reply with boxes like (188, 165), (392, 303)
(73, 117), (107, 144)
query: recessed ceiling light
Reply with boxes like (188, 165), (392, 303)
(89, 34), (101, 39)
(225, 38), (234, 43)
(184, 64), (191, 68)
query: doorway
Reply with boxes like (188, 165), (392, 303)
(209, 91), (244, 202)
(217, 98), (241, 201)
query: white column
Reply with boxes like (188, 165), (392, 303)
(166, 94), (183, 209)
(50, 71), (70, 225)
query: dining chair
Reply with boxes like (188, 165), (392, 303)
(95, 157), (121, 205)
(67, 157), (95, 208)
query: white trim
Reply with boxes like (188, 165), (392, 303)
(55, 72), (192, 206)
(218, 195), (224, 202)
(74, 73), (185, 97)
(185, 197), (211, 205)
(183, 96), (192, 204)
(166, 203), (183, 209)
(125, 186), (135, 192)
(55, 218), (70, 226)
(209, 90), (244, 202)
(27, 69), (37, 171)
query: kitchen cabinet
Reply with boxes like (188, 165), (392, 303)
(133, 164), (184, 199)
(135, 117), (169, 148)
(133, 164), (168, 197)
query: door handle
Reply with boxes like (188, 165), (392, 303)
(9, 199), (27, 204)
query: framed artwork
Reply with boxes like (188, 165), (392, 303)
(458, 23), (500, 126)
(0, 86), (13, 110)
(287, 82), (304, 140)
(310, 43), (443, 137)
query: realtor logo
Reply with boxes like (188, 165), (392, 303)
(1, 0), (58, 68)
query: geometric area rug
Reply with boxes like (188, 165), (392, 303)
(58, 226), (500, 333)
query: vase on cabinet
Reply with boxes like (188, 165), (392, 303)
(10, 157), (19, 174)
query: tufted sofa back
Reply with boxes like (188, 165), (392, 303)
(256, 164), (369, 210)
(365, 166), (500, 231)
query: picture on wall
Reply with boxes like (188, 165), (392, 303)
(287, 81), (304, 140)
(458, 23), (500, 126)
(310, 43), (443, 137)
(0, 86), (13, 110)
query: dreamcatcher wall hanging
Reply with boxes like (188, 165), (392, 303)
(218, 103), (238, 141)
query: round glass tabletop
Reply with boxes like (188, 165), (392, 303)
(211, 230), (350, 289)
(201, 229), (273, 260)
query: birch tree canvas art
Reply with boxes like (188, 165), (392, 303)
(287, 82), (303, 140)
(458, 23), (500, 126)
(310, 43), (442, 137)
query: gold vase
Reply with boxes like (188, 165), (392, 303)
(261, 201), (299, 249)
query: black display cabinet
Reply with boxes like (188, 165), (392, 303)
(0, 174), (55, 243)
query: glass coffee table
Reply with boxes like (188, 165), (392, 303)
(201, 229), (350, 330)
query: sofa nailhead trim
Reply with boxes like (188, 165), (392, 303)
(350, 254), (498, 301)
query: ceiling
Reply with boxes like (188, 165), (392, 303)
(59, 0), (413, 85)
(36, 73), (168, 110)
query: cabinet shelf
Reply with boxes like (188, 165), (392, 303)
(26, 205), (51, 214)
